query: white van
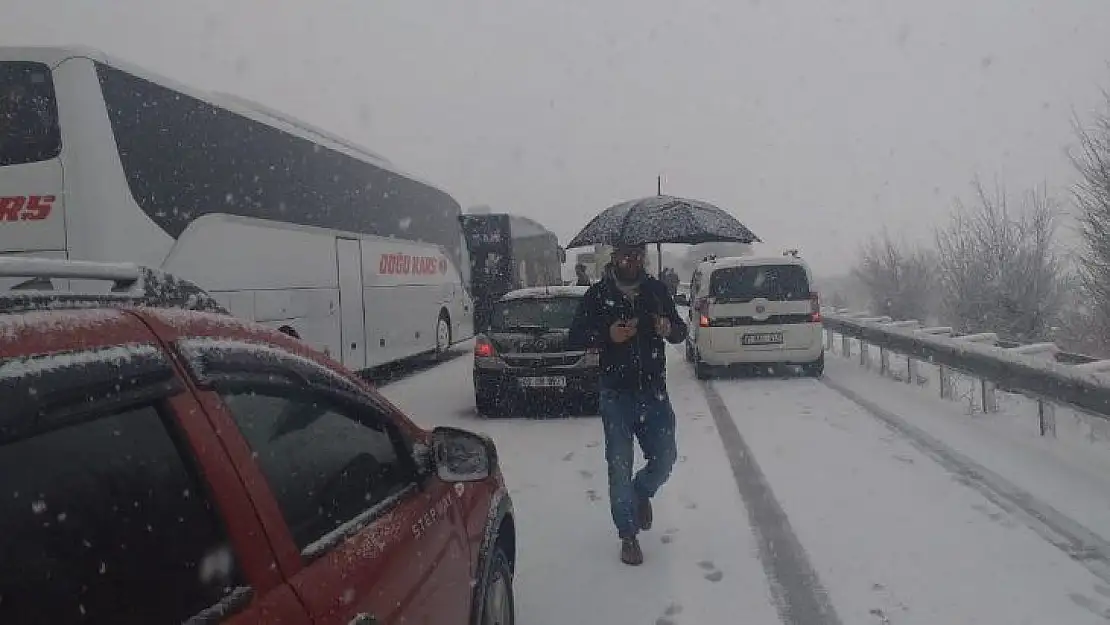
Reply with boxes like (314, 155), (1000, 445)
(684, 255), (824, 379)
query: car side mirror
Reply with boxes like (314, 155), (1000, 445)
(431, 426), (497, 482)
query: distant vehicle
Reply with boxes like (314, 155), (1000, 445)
(675, 281), (691, 306)
(472, 285), (599, 415)
(686, 255), (824, 379)
(459, 212), (564, 332)
(0, 258), (516, 625)
(0, 46), (474, 371)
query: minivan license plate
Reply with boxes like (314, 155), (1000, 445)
(741, 333), (784, 346)
(519, 376), (567, 388)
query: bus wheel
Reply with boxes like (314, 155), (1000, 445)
(435, 312), (452, 359)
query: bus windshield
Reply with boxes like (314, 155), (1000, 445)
(0, 62), (61, 167)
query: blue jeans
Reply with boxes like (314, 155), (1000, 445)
(599, 386), (678, 538)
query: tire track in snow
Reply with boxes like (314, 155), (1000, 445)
(700, 380), (843, 625)
(823, 375), (1110, 587)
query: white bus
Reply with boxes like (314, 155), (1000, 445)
(0, 46), (474, 371)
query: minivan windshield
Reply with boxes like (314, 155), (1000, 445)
(490, 296), (581, 331)
(0, 62), (61, 166)
(709, 264), (810, 302)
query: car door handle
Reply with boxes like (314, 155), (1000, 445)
(349, 614), (377, 625)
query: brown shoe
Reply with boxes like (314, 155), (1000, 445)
(620, 537), (644, 566)
(637, 495), (653, 531)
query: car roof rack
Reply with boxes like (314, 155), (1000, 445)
(0, 258), (230, 316)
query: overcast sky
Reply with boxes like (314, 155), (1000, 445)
(6, 0), (1110, 273)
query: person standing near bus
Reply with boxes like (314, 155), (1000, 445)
(567, 243), (688, 566)
(574, 263), (591, 286)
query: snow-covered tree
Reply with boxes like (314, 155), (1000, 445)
(934, 180), (1064, 342)
(1070, 91), (1110, 354)
(852, 230), (937, 322)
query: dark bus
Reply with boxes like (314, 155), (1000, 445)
(459, 213), (565, 332)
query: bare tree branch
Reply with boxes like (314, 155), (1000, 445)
(934, 179), (1065, 342)
(852, 229), (937, 322)
(1069, 89), (1110, 354)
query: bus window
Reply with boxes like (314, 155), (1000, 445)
(0, 62), (61, 167)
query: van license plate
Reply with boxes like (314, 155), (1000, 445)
(519, 376), (567, 388)
(742, 333), (783, 346)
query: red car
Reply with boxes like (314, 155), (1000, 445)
(0, 260), (516, 625)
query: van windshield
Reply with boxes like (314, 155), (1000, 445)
(0, 62), (61, 166)
(709, 264), (810, 302)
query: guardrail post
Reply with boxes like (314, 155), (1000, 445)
(1003, 343), (1061, 423)
(841, 333), (851, 358)
(949, 333), (1000, 410)
(981, 380), (998, 413)
(881, 321), (920, 382)
(939, 365), (953, 399)
(1039, 400), (1057, 437)
(859, 341), (869, 368)
(906, 357), (917, 385)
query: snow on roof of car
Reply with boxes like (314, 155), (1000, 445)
(499, 286), (589, 301)
(700, 255), (810, 268)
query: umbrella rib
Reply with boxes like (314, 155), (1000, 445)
(616, 198), (641, 246)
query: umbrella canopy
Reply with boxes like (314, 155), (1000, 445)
(566, 195), (760, 249)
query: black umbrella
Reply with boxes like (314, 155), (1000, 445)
(567, 194), (761, 277)
(567, 195), (760, 248)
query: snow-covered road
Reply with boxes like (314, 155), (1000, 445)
(378, 343), (1110, 624)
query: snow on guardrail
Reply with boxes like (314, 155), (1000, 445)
(821, 310), (1110, 428)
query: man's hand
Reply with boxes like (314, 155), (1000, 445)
(654, 315), (672, 338)
(609, 318), (638, 344)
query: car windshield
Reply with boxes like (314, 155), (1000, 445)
(709, 264), (810, 302)
(490, 296), (581, 331)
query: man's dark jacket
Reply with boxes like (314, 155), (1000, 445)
(568, 269), (688, 391)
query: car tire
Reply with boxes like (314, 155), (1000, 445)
(802, 353), (824, 378)
(476, 393), (501, 416)
(695, 357), (712, 380)
(473, 543), (515, 625)
(576, 393), (600, 415)
(435, 313), (452, 360)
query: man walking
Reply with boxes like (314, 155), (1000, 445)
(568, 243), (688, 565)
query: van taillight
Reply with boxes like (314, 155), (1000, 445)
(696, 298), (711, 327)
(809, 292), (822, 322)
(475, 338), (496, 358)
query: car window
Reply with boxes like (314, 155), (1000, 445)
(219, 390), (413, 554)
(491, 296), (581, 331)
(709, 264), (811, 302)
(0, 403), (245, 625)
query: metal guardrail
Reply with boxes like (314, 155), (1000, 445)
(821, 310), (1110, 427)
